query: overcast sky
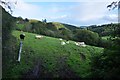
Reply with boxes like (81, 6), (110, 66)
(10, 0), (118, 26)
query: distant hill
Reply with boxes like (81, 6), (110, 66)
(15, 17), (119, 47)
(80, 26), (88, 28)
(62, 23), (82, 31)
(86, 23), (119, 37)
(50, 22), (67, 30)
(15, 18), (83, 41)
(15, 18), (106, 47)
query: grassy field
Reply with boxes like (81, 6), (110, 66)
(16, 24), (25, 30)
(4, 30), (103, 78)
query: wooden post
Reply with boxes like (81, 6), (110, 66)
(17, 41), (23, 62)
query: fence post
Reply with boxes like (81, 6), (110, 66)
(17, 41), (23, 62)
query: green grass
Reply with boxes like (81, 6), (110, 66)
(102, 36), (110, 40)
(16, 24), (25, 30)
(6, 30), (104, 78)
(52, 22), (68, 30)
(102, 36), (119, 40)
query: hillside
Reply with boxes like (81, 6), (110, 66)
(15, 18), (103, 47)
(50, 22), (67, 30)
(1, 7), (104, 79)
(3, 30), (103, 78)
(61, 23), (82, 30)
(2, 3), (120, 79)
(16, 19), (80, 31)
(86, 23), (119, 37)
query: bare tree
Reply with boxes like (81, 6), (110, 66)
(0, 0), (17, 14)
(107, 1), (120, 10)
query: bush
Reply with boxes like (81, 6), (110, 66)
(74, 29), (100, 46)
(2, 6), (16, 45)
(2, 6), (17, 78)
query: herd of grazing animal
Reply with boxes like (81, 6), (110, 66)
(35, 35), (86, 61)
(35, 35), (86, 47)
(18, 33), (86, 63)
(59, 38), (86, 47)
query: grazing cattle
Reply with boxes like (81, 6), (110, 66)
(75, 42), (79, 46)
(59, 38), (63, 41)
(61, 41), (66, 45)
(35, 35), (43, 39)
(78, 42), (85, 45)
(75, 42), (86, 47)
(66, 41), (70, 44)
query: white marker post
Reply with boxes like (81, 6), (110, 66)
(17, 41), (23, 62)
(17, 32), (25, 63)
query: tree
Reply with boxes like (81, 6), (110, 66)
(24, 18), (29, 22)
(0, 0), (17, 14)
(42, 19), (47, 23)
(91, 1), (120, 79)
(74, 29), (100, 46)
(17, 16), (23, 21)
(107, 1), (120, 10)
(1, 5), (18, 79)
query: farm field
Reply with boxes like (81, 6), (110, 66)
(2, 1), (120, 79)
(3, 30), (104, 78)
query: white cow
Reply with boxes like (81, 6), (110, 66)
(59, 38), (63, 41)
(78, 42), (86, 47)
(75, 42), (86, 47)
(61, 41), (66, 45)
(75, 42), (79, 46)
(35, 35), (43, 39)
(66, 41), (70, 44)
(78, 42), (85, 45)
